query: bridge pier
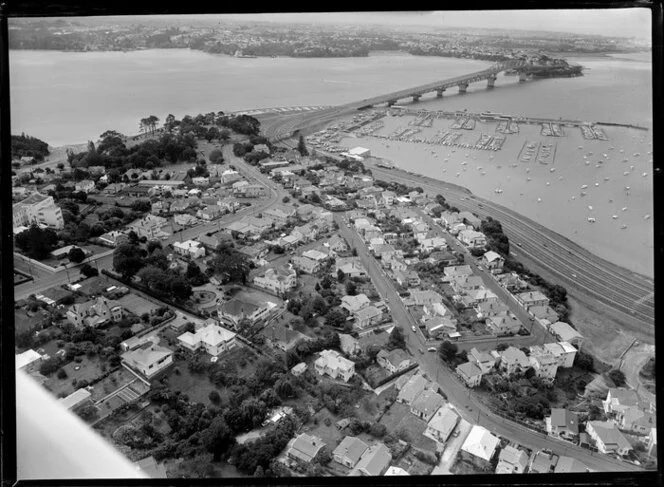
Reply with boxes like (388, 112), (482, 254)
(458, 83), (468, 94)
(518, 72), (528, 83)
(412, 94), (421, 103)
(487, 75), (497, 88)
(436, 88), (446, 98)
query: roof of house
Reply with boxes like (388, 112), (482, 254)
(457, 361), (483, 378)
(219, 297), (262, 317)
(15, 349), (42, 370)
(122, 342), (173, 369)
(316, 349), (355, 372)
(461, 425), (500, 462)
(483, 250), (504, 262)
(341, 294), (370, 311)
(333, 436), (368, 466)
(500, 347), (530, 367)
(470, 348), (495, 364)
(397, 373), (430, 404)
(549, 321), (583, 342)
(607, 388), (641, 406)
(352, 443), (392, 476)
(384, 466), (410, 476)
(497, 446), (529, 472)
(587, 421), (632, 450)
(426, 404), (459, 439)
(354, 305), (382, 320)
(554, 456), (588, 474)
(517, 291), (549, 302)
(263, 322), (303, 348)
(134, 456), (168, 478)
(58, 388), (91, 409)
(377, 349), (412, 369)
(411, 389), (445, 418)
(550, 408), (579, 434)
(529, 451), (556, 473)
(288, 434), (325, 463)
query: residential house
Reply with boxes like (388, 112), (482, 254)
(244, 184), (267, 198)
(350, 443), (392, 477)
(469, 348), (496, 374)
(292, 255), (321, 274)
(546, 409), (580, 441)
(372, 244), (398, 260)
(585, 421), (633, 455)
(328, 235), (348, 252)
(67, 297), (123, 328)
(218, 298), (272, 329)
(452, 274), (485, 292)
(286, 434), (326, 465)
(528, 347), (559, 382)
(393, 269), (421, 287)
(264, 206), (296, 225)
(98, 230), (128, 247)
(528, 451), (557, 474)
(419, 237), (448, 252)
(191, 176), (210, 187)
(12, 193), (64, 229)
(423, 316), (457, 339)
(236, 242), (269, 264)
(340, 294), (371, 314)
(486, 314), (523, 335)
(410, 389), (445, 422)
(315, 350), (355, 382)
(376, 349), (413, 375)
(601, 387), (648, 417)
(439, 211), (462, 228)
(262, 322), (306, 352)
(408, 290), (444, 307)
(456, 361), (483, 388)
(647, 427), (657, 457)
(197, 205), (224, 220)
(499, 347), (530, 375)
(554, 457), (589, 474)
(339, 333), (360, 356)
(543, 342), (577, 368)
(103, 183), (127, 195)
(482, 251), (505, 273)
(516, 291), (550, 310)
(291, 362), (307, 377)
(458, 211), (481, 229)
(333, 436), (368, 469)
(529, 305), (559, 325)
(461, 425), (500, 463)
(75, 179), (96, 193)
(353, 306), (383, 330)
(121, 341), (174, 378)
(59, 388), (93, 412)
(197, 232), (233, 252)
(397, 373), (430, 405)
(173, 240), (205, 259)
(475, 301), (510, 319)
(424, 302), (453, 318)
(169, 199), (192, 213)
(443, 265), (473, 280)
(464, 287), (499, 306)
(425, 404), (460, 443)
(338, 261), (367, 278)
(384, 466), (410, 476)
(177, 323), (237, 356)
(616, 405), (656, 435)
(253, 266), (297, 296)
(548, 322), (584, 347)
(496, 272), (529, 293)
(126, 214), (170, 239)
(458, 230), (487, 248)
(173, 213), (198, 227)
(495, 446), (529, 474)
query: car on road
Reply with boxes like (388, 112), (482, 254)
(418, 348), (424, 354)
(453, 429), (460, 438)
(516, 242), (523, 247)
(428, 347), (437, 352)
(411, 325), (417, 332)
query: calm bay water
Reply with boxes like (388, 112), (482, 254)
(9, 49), (653, 276)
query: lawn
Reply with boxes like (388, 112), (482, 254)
(164, 358), (221, 406)
(116, 293), (160, 316)
(379, 401), (438, 452)
(89, 367), (136, 402)
(301, 407), (344, 452)
(42, 355), (107, 398)
(397, 450), (436, 476)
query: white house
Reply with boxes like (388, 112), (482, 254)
(456, 361), (483, 388)
(121, 341), (174, 378)
(173, 240), (206, 259)
(461, 425), (500, 462)
(315, 349), (355, 382)
(177, 323), (237, 356)
(585, 421), (633, 456)
(253, 265), (297, 296)
(13, 193), (64, 229)
(495, 446), (529, 474)
(458, 229), (487, 248)
(425, 404), (459, 443)
(482, 250), (505, 273)
(340, 294), (371, 314)
(332, 436), (368, 469)
(543, 341), (577, 368)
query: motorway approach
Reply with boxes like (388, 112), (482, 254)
(334, 213), (641, 473)
(262, 107), (654, 349)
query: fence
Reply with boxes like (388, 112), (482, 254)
(371, 362), (419, 389)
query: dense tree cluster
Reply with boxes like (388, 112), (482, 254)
(480, 217), (510, 257)
(11, 133), (50, 161)
(15, 224), (59, 259)
(207, 243), (250, 284)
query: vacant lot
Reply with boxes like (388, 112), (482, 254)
(164, 358), (220, 406)
(43, 355), (107, 398)
(116, 293), (160, 316)
(302, 407), (345, 452)
(379, 401), (438, 452)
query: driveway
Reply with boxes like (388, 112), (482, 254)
(431, 418), (473, 475)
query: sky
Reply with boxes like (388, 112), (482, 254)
(182, 9), (651, 40)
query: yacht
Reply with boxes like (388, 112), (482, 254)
(621, 224), (628, 229)
(546, 182), (551, 186)
(588, 205), (593, 210)
(642, 172), (648, 177)
(622, 207), (628, 212)
(581, 184), (588, 189)
(623, 172), (630, 176)
(550, 168), (556, 172)
(595, 183), (600, 187)
(612, 215), (618, 219)
(625, 186), (631, 191)
(588, 217), (596, 223)
(537, 198), (542, 202)
(644, 214), (651, 220)
(527, 177), (532, 181)
(494, 188), (503, 194)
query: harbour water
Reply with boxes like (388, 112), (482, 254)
(9, 49), (653, 276)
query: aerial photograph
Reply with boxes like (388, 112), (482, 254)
(9, 8), (656, 481)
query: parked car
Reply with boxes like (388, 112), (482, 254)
(428, 347), (437, 352)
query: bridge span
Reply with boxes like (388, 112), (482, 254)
(263, 60), (530, 141)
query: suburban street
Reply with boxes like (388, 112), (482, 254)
(334, 214), (641, 473)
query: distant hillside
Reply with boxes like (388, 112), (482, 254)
(11, 134), (50, 161)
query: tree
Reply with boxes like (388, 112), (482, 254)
(208, 390), (221, 405)
(113, 243), (144, 279)
(608, 369), (627, 387)
(337, 269), (346, 283)
(57, 368), (68, 379)
(169, 277), (193, 301)
(200, 417), (235, 462)
(297, 134), (309, 156)
(325, 308), (347, 328)
(574, 350), (594, 372)
(209, 149), (223, 164)
(219, 129), (231, 143)
(388, 327), (406, 351)
(282, 196), (290, 203)
(345, 281), (357, 296)
(439, 340), (458, 362)
(80, 263), (98, 278)
(68, 247), (86, 264)
(15, 224), (59, 260)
